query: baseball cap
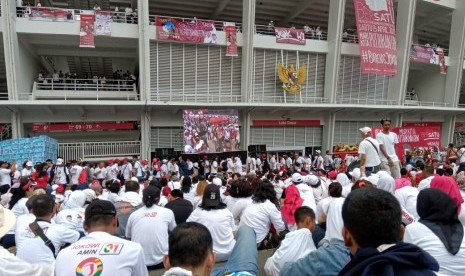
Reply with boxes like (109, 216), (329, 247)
(85, 200), (117, 220)
(349, 168), (361, 181)
(201, 184), (225, 208)
(291, 173), (303, 184)
(56, 158), (64, 165)
(108, 159), (114, 164)
(143, 186), (161, 201)
(359, 127), (372, 134)
(26, 161), (33, 167)
(328, 170), (338, 180)
(304, 174), (320, 186)
(212, 177), (222, 186)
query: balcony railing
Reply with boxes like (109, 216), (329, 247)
(28, 78), (138, 101)
(148, 14), (242, 31)
(342, 34), (359, 43)
(251, 95), (328, 104)
(154, 93), (242, 103)
(58, 141), (141, 161)
(254, 24), (328, 41)
(335, 98), (397, 105)
(16, 7), (136, 24)
(404, 100), (450, 107)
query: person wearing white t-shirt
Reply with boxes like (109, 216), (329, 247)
(358, 127), (381, 177)
(120, 158), (133, 181)
(265, 206), (317, 276)
(376, 119), (401, 178)
(0, 161), (16, 194)
(16, 194), (80, 265)
(56, 199), (148, 276)
(203, 158), (211, 177)
(187, 184), (236, 262)
(126, 186), (176, 269)
(168, 175), (181, 190)
(211, 158), (219, 176)
(240, 181), (286, 244)
(107, 159), (119, 180)
(70, 161), (83, 185)
(21, 161), (35, 178)
(269, 154), (277, 171)
(133, 156), (144, 180)
(285, 155), (293, 170)
(418, 165), (435, 191)
(313, 151), (324, 171)
(404, 188), (465, 276)
(52, 158), (69, 186)
(94, 162), (107, 184)
(395, 185), (419, 219)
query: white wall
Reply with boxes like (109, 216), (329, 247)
(17, 40), (41, 94)
(407, 66), (447, 103)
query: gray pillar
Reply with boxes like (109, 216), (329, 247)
(241, 110), (251, 151)
(241, 0), (255, 102)
(11, 112), (24, 138)
(137, 0), (151, 101)
(388, 0), (416, 104)
(2, 0), (21, 100)
(442, 115), (456, 146)
(322, 113), (336, 153)
(323, 0), (346, 103)
(140, 111), (151, 160)
(444, 1), (465, 107)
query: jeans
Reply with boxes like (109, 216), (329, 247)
(211, 225), (259, 276)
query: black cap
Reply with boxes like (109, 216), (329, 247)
(85, 200), (117, 220)
(202, 184), (224, 207)
(143, 186), (161, 201)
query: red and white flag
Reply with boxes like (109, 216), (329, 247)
(79, 10), (95, 48)
(354, 0), (397, 76)
(224, 22), (238, 57)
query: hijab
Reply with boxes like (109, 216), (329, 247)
(430, 176), (464, 213)
(417, 188), (464, 255)
(376, 173), (395, 195)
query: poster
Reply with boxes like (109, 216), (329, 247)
(95, 11), (112, 36)
(80, 11), (95, 48)
(224, 22), (238, 57)
(156, 17), (217, 44)
(410, 44), (437, 64)
(354, 0), (397, 75)
(29, 7), (74, 22)
(437, 48), (447, 74)
(274, 27), (306, 45)
(373, 126), (441, 160)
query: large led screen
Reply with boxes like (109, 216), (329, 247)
(183, 109), (240, 153)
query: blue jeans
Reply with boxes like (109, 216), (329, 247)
(211, 225), (259, 276)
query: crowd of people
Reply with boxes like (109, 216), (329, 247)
(260, 20), (326, 40)
(36, 70), (137, 91)
(1, 118), (465, 275)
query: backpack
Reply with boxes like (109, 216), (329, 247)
(78, 169), (87, 185)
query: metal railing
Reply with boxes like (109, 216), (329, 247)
(31, 78), (138, 100)
(148, 14), (242, 31)
(58, 141), (141, 161)
(251, 95), (328, 104)
(254, 24), (327, 40)
(154, 93), (242, 103)
(334, 98), (397, 105)
(16, 7), (137, 24)
(404, 100), (450, 107)
(342, 34), (359, 43)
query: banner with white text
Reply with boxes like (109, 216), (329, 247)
(224, 22), (238, 57)
(79, 11), (95, 48)
(354, 0), (397, 76)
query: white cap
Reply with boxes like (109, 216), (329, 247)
(367, 173), (380, 186)
(26, 161), (33, 167)
(359, 127), (372, 134)
(349, 168), (361, 181)
(304, 175), (319, 186)
(56, 158), (64, 165)
(291, 173), (303, 184)
(212, 178), (222, 186)
(130, 177), (139, 183)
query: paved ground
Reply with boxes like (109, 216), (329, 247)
(148, 249), (275, 276)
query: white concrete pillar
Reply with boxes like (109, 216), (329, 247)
(137, 0), (151, 101)
(322, 113), (336, 153)
(11, 111), (24, 138)
(241, 0), (256, 102)
(140, 111), (151, 160)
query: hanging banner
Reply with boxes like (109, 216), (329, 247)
(224, 22), (238, 57)
(252, 120), (321, 127)
(156, 17), (217, 44)
(79, 11), (95, 48)
(410, 45), (437, 64)
(373, 126), (441, 160)
(437, 48), (447, 74)
(32, 122), (137, 132)
(274, 27), (306, 45)
(95, 11), (112, 36)
(29, 7), (74, 22)
(354, 0), (397, 76)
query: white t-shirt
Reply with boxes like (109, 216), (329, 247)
(285, 157), (293, 169)
(134, 161), (143, 177)
(230, 197), (253, 225)
(395, 186), (419, 219)
(168, 181), (181, 190)
(187, 208), (235, 262)
(21, 168), (34, 178)
(16, 220), (80, 265)
(55, 208), (85, 233)
(295, 184), (317, 212)
(418, 175), (435, 191)
(316, 196), (334, 223)
(0, 168), (12, 186)
(121, 163), (133, 180)
(0, 246), (53, 276)
(126, 205), (176, 266)
(314, 156), (324, 170)
(95, 167), (107, 179)
(264, 228), (317, 276)
(376, 132), (399, 162)
(11, 197), (29, 217)
(107, 163), (119, 180)
(240, 200), (286, 243)
(323, 197), (345, 241)
(270, 157), (277, 170)
(358, 138), (381, 167)
(70, 165), (83, 185)
(14, 213), (35, 245)
(211, 161), (218, 174)
(54, 166), (68, 185)
(55, 231), (148, 276)
(404, 222), (465, 276)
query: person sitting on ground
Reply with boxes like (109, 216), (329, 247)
(339, 188), (440, 275)
(265, 206), (317, 276)
(165, 189), (193, 225)
(115, 180), (143, 237)
(163, 222), (259, 276)
(395, 168), (412, 189)
(404, 188), (465, 275)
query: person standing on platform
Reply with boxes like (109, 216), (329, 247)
(377, 118), (401, 178)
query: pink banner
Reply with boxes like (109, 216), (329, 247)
(274, 28), (306, 45)
(79, 11), (95, 48)
(156, 17), (217, 44)
(410, 45), (436, 64)
(437, 48), (447, 74)
(354, 0), (397, 76)
(373, 126), (441, 160)
(29, 7), (74, 22)
(224, 22), (238, 57)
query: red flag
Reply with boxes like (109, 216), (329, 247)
(224, 22), (238, 57)
(79, 11), (95, 48)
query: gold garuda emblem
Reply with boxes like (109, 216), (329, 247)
(277, 62), (307, 94)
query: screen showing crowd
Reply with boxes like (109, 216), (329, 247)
(183, 109), (240, 154)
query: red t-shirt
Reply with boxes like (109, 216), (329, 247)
(31, 172), (49, 189)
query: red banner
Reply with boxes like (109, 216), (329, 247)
(410, 45), (436, 64)
(79, 11), (95, 48)
(224, 22), (238, 57)
(274, 28), (306, 45)
(437, 48), (447, 74)
(402, 122), (442, 128)
(32, 122), (136, 132)
(373, 126), (441, 160)
(252, 120), (320, 127)
(29, 7), (74, 22)
(354, 0), (397, 76)
(156, 17), (217, 44)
